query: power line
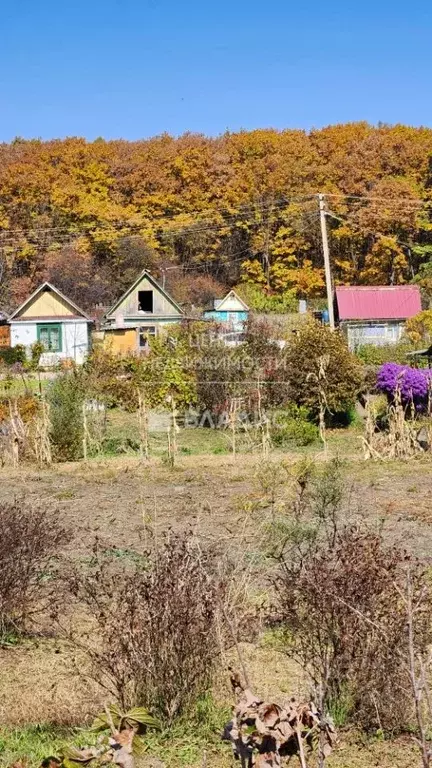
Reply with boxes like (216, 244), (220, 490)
(0, 195), (317, 239)
(165, 246), (254, 273)
(0, 191), (429, 241)
(0, 200), (319, 253)
(324, 192), (429, 207)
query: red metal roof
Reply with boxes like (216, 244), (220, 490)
(335, 285), (421, 321)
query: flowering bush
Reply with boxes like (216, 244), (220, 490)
(377, 362), (432, 409)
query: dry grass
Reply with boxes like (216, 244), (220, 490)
(0, 640), (103, 727)
(1, 440), (432, 766)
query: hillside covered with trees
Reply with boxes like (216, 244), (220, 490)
(1, 122), (432, 312)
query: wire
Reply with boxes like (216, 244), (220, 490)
(0, 192), (429, 241)
(166, 247), (255, 272)
(0, 200), (319, 253)
(326, 206), (424, 315)
(0, 194), (317, 239)
(324, 192), (429, 207)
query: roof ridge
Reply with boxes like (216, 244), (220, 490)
(336, 285), (418, 290)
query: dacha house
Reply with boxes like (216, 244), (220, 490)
(335, 285), (421, 350)
(203, 290), (249, 333)
(100, 270), (184, 354)
(8, 282), (93, 364)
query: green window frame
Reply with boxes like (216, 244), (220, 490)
(37, 323), (63, 352)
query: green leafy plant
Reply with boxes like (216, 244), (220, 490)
(28, 340), (45, 370)
(235, 282), (298, 313)
(356, 341), (416, 366)
(280, 320), (362, 416)
(91, 704), (161, 733)
(271, 404), (318, 446)
(0, 344), (26, 365)
(47, 372), (85, 461)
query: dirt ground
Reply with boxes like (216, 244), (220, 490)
(2, 447), (432, 558)
(1, 444), (432, 766)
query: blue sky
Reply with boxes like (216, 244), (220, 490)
(1, 0), (431, 141)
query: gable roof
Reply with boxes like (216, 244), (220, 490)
(335, 285), (421, 321)
(106, 270), (184, 318)
(214, 290), (249, 312)
(9, 281), (92, 321)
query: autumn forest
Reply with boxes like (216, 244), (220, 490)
(1, 121), (432, 313)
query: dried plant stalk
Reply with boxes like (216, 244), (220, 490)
(229, 397), (242, 460)
(137, 389), (149, 460)
(165, 395), (178, 467)
(363, 384), (426, 461)
(0, 399), (28, 467)
(33, 399), (52, 467)
(257, 378), (271, 458)
(82, 402), (88, 461)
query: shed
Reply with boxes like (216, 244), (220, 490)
(335, 285), (421, 349)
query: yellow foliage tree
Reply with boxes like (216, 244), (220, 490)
(404, 310), (432, 345)
(362, 236), (409, 285)
(271, 259), (325, 297)
(1, 124), (432, 306)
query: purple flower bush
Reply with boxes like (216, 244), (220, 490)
(377, 363), (432, 409)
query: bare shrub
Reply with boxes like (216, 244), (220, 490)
(66, 533), (226, 723)
(0, 500), (70, 637)
(273, 524), (431, 733)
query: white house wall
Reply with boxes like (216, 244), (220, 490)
(63, 321), (89, 362)
(345, 321), (403, 350)
(120, 318), (181, 329)
(10, 321), (90, 364)
(10, 321), (38, 348)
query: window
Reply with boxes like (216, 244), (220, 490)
(348, 323), (402, 350)
(138, 290), (153, 312)
(364, 326), (386, 338)
(37, 323), (62, 352)
(139, 326), (156, 347)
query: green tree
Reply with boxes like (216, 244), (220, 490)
(282, 321), (362, 416)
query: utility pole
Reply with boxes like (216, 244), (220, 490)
(318, 193), (335, 330)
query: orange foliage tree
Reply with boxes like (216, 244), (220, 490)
(1, 125), (432, 310)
